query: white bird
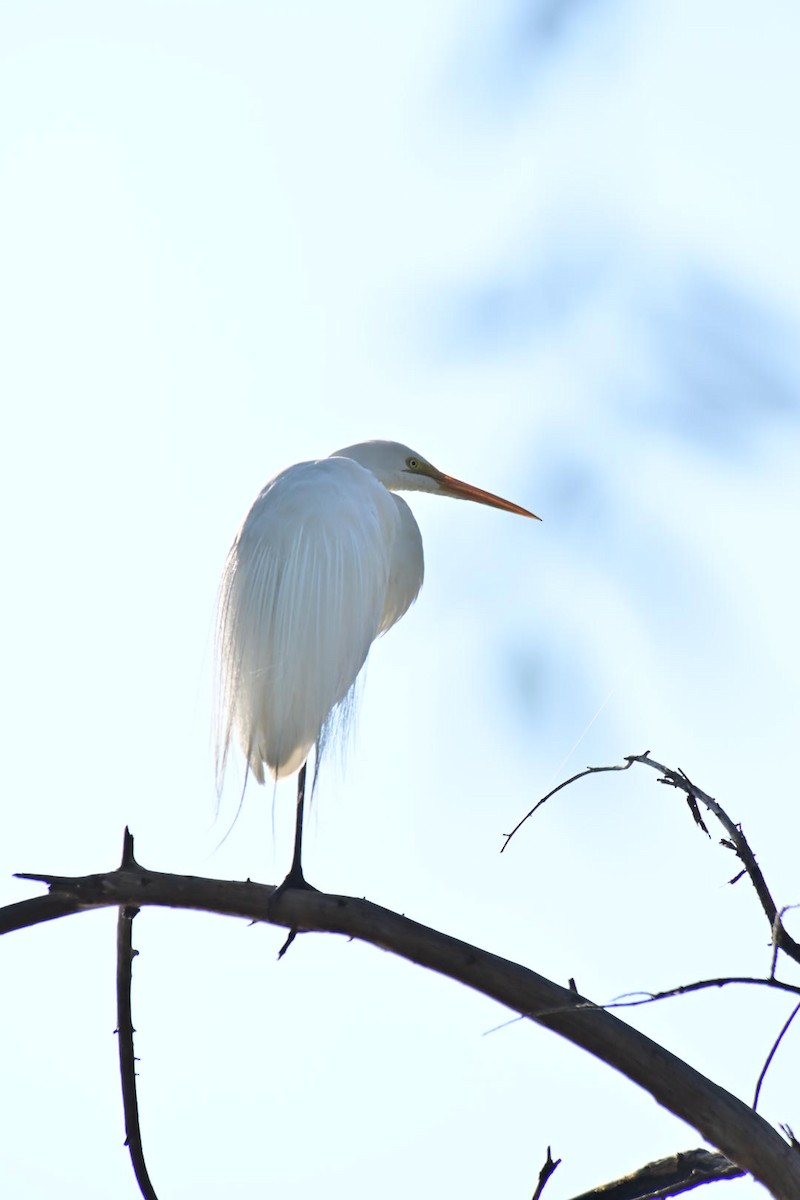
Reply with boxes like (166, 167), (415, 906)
(215, 440), (538, 891)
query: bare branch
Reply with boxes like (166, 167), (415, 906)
(608, 977), (800, 1007)
(501, 758), (637, 851)
(629, 754), (800, 966)
(753, 1000), (800, 1113)
(771, 906), (800, 977)
(531, 1145), (561, 1200)
(113, 830), (160, 1200)
(565, 1148), (744, 1199)
(117, 903), (160, 1200)
(4, 848), (800, 1196)
(505, 752), (800, 967)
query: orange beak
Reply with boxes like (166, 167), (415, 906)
(435, 472), (540, 520)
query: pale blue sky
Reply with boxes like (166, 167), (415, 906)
(1, 3), (799, 1197)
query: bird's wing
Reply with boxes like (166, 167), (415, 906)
(216, 457), (413, 784)
(379, 494), (424, 634)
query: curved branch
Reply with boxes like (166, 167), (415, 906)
(753, 1001), (800, 1113)
(609, 977), (800, 1007)
(501, 759), (636, 851)
(4, 850), (800, 1197)
(630, 754), (800, 965)
(117, 903), (160, 1200)
(504, 752), (800, 968)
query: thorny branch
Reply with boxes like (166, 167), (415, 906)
(504, 749), (800, 1156)
(503, 751), (800, 968)
(116, 831), (160, 1200)
(5, 837), (800, 1198)
(5, 750), (800, 1200)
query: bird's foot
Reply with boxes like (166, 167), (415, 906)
(270, 865), (318, 904)
(269, 867), (318, 959)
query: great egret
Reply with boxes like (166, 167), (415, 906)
(216, 440), (538, 890)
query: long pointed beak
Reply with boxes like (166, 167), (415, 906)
(435, 472), (541, 520)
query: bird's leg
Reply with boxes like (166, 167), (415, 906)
(270, 763), (317, 958)
(286, 761), (310, 888)
(270, 763), (317, 903)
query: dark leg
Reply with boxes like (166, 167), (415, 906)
(271, 762), (317, 902)
(270, 763), (317, 958)
(286, 761), (309, 887)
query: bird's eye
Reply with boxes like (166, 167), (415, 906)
(406, 457), (421, 471)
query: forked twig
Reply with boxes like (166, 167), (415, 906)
(505, 751), (800, 967)
(531, 1145), (561, 1199)
(507, 750), (800, 1139)
(608, 976), (800, 1008)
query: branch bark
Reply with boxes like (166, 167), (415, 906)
(5, 849), (800, 1197)
(566, 1147), (743, 1199)
(117, 903), (160, 1200)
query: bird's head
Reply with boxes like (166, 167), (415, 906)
(331, 440), (540, 519)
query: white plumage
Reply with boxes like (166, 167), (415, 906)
(215, 439), (537, 885)
(217, 452), (422, 783)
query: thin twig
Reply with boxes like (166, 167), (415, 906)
(505, 752), (800, 967)
(780, 1125), (799, 1151)
(771, 905), (800, 977)
(116, 831), (160, 1200)
(630, 754), (800, 965)
(608, 976), (800, 1007)
(501, 758), (638, 851)
(482, 976), (800, 1035)
(753, 1000), (800, 1112)
(505, 752), (800, 1121)
(531, 1145), (561, 1200)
